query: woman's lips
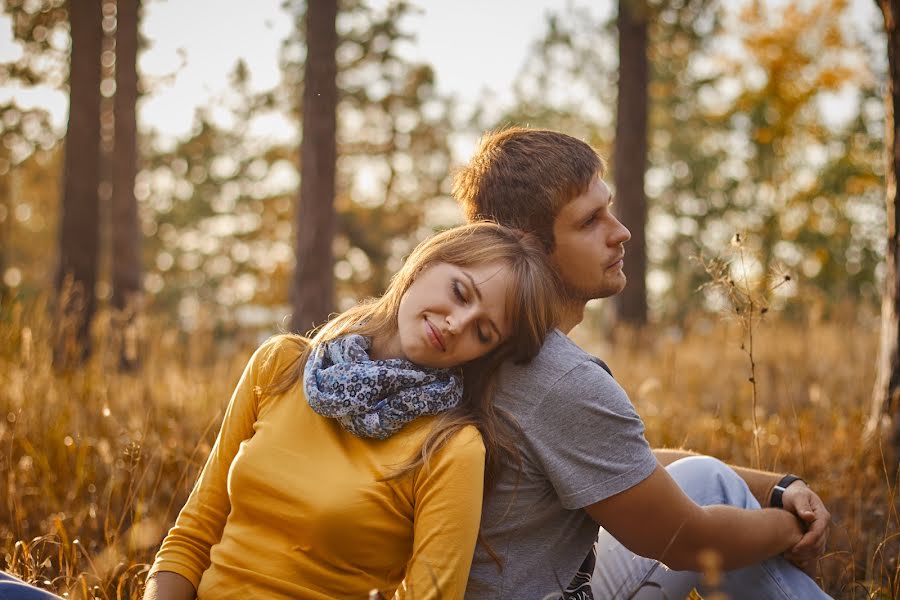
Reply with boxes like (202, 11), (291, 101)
(425, 318), (446, 351)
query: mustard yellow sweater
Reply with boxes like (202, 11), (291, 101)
(149, 337), (485, 599)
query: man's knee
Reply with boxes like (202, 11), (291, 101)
(665, 455), (754, 508)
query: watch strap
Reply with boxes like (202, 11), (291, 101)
(770, 474), (803, 508)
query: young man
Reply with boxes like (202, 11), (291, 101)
(454, 127), (832, 599)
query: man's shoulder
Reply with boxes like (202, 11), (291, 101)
(531, 330), (611, 378)
(497, 331), (614, 399)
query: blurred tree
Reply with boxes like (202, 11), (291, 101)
(869, 0), (900, 473)
(0, 0), (68, 303)
(614, 0), (650, 325)
(137, 64), (287, 331)
(111, 0), (143, 368)
(56, 0), (103, 362)
(495, 5), (617, 149)
(280, 0), (454, 304)
(292, 0), (338, 335)
(133, 1), (453, 333)
(706, 0), (882, 308)
(497, 0), (882, 321)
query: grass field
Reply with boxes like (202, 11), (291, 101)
(0, 297), (897, 599)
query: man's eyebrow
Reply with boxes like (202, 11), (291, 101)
(463, 271), (502, 338)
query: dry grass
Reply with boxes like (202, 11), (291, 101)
(1, 295), (897, 599)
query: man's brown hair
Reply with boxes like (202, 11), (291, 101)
(453, 127), (606, 251)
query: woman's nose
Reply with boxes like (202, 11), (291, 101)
(446, 309), (475, 335)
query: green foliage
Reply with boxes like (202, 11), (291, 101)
(139, 63), (293, 329)
(136, 0), (455, 329)
(0, 0), (68, 87)
(0, 0), (68, 302)
(492, 0), (884, 321)
(0, 0), (887, 329)
(281, 0), (455, 302)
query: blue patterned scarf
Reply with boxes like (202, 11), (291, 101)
(303, 334), (463, 439)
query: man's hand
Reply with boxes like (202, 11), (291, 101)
(780, 480), (831, 576)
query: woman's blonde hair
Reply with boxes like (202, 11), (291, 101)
(263, 222), (558, 492)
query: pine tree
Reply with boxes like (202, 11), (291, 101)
(111, 0), (143, 368)
(614, 0), (650, 325)
(56, 0), (103, 363)
(291, 0), (338, 334)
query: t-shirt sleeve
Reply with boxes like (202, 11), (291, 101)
(393, 425), (486, 600)
(148, 336), (302, 588)
(526, 360), (658, 510)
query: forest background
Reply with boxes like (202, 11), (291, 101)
(1, 0), (898, 598)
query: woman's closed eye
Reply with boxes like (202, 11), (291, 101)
(452, 280), (468, 304)
(453, 280), (492, 344)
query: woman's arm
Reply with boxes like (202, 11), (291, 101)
(142, 572), (196, 600)
(584, 463), (804, 571)
(145, 338), (292, 593)
(393, 426), (486, 600)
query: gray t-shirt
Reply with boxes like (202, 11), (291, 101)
(465, 331), (658, 599)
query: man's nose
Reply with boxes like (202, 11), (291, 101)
(612, 217), (631, 245)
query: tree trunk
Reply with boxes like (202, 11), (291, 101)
(868, 0), (900, 475)
(0, 171), (9, 306)
(56, 0), (103, 364)
(111, 0), (142, 369)
(613, 0), (650, 326)
(291, 0), (338, 334)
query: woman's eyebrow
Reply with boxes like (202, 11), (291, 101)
(463, 271), (501, 338)
(463, 272), (483, 301)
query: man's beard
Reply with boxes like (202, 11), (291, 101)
(558, 276), (623, 304)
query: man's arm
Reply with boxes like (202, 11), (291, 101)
(585, 463), (804, 571)
(653, 448), (777, 504)
(652, 447), (830, 574)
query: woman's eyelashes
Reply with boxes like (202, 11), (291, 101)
(452, 279), (467, 304)
(451, 279), (492, 345)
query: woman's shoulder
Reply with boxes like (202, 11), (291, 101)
(254, 333), (309, 364)
(397, 419), (485, 460)
(442, 423), (486, 458)
(251, 334), (311, 389)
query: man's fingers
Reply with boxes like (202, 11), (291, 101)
(798, 508), (816, 523)
(790, 533), (818, 558)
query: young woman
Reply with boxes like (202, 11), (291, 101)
(142, 223), (559, 600)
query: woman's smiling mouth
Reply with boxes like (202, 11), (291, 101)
(424, 318), (446, 351)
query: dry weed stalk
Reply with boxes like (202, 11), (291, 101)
(697, 233), (792, 470)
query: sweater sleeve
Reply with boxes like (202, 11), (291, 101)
(148, 336), (300, 588)
(394, 426), (486, 600)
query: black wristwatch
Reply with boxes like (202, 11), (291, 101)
(770, 474), (803, 508)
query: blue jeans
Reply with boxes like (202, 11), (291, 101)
(0, 572), (61, 599)
(591, 456), (832, 599)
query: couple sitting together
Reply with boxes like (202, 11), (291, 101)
(129, 128), (830, 600)
(0, 128), (829, 600)
(138, 128), (831, 600)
